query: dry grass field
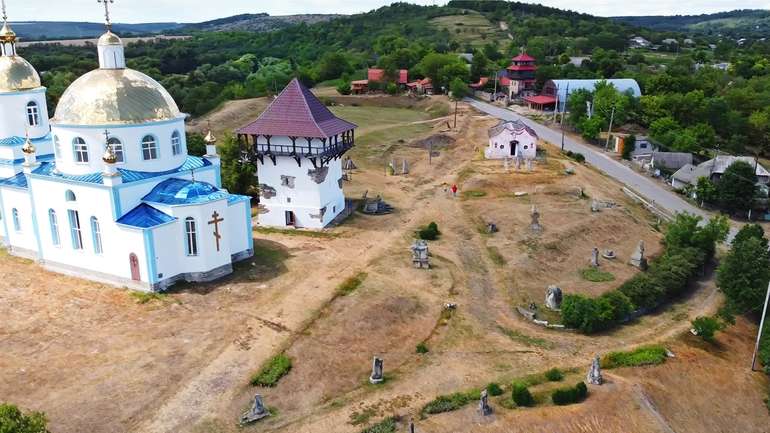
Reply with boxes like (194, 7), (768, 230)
(1, 96), (767, 433)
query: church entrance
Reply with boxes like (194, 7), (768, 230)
(129, 253), (140, 281)
(510, 140), (518, 156)
(285, 211), (296, 227)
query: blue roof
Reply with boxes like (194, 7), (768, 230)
(116, 203), (176, 229)
(0, 172), (28, 189)
(0, 134), (52, 147)
(32, 156), (212, 185)
(228, 194), (251, 205)
(143, 178), (228, 205)
(547, 79), (642, 102)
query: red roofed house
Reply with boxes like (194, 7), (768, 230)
(398, 69), (409, 85)
(501, 50), (538, 101)
(237, 78), (357, 229)
(351, 69), (409, 94)
(469, 77), (490, 90)
(522, 94), (557, 111)
(406, 77), (433, 95)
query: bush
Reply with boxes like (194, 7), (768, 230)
(544, 368), (564, 382)
(418, 222), (441, 240)
(511, 382), (534, 407)
(250, 354), (292, 387)
(386, 82), (398, 95)
(551, 382), (588, 405)
(692, 316), (723, 342)
(602, 345), (667, 369)
(486, 382), (504, 396)
(573, 152), (586, 163)
(359, 417), (397, 433)
(336, 81), (352, 95)
(422, 390), (479, 414)
(416, 342), (429, 354)
(0, 404), (48, 433)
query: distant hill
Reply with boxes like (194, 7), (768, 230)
(12, 13), (341, 41)
(613, 9), (770, 37)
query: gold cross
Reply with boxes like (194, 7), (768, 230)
(1, 0), (7, 22)
(208, 211), (224, 252)
(97, 0), (114, 29)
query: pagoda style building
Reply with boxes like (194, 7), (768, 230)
(237, 79), (357, 229)
(505, 51), (537, 100)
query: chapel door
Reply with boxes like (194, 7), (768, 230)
(285, 211), (296, 227)
(129, 253), (140, 281)
(510, 140), (517, 156)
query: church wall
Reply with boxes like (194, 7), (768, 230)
(257, 154), (346, 229)
(226, 198), (252, 256)
(0, 88), (50, 140)
(485, 128), (537, 160)
(50, 118), (188, 176)
(0, 186), (36, 254)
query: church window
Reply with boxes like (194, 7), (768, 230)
(91, 217), (103, 255)
(107, 137), (124, 163)
(68, 209), (83, 250)
(11, 208), (20, 232)
(65, 190), (76, 202)
(49, 209), (60, 246)
(53, 135), (61, 158)
(26, 101), (40, 127)
(73, 137), (89, 163)
(142, 135), (158, 160)
(184, 217), (198, 256)
(171, 131), (182, 156)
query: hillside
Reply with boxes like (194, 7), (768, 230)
(181, 13), (341, 32)
(613, 9), (770, 37)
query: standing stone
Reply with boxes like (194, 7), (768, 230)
(402, 159), (409, 175)
(240, 394), (270, 424)
(369, 356), (384, 384)
(586, 355), (603, 385)
(545, 285), (563, 310)
(411, 240), (430, 269)
(409, 420), (415, 433)
(591, 199), (600, 212)
(478, 389), (492, 416)
(590, 247), (600, 268)
(630, 240), (648, 270)
(525, 158), (533, 172)
(514, 156), (522, 171)
(504, 157), (510, 172)
(530, 205), (542, 232)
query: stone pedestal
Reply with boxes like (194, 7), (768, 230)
(240, 394), (270, 424)
(369, 356), (384, 384)
(587, 355), (603, 385)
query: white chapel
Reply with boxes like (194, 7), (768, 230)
(0, 8), (253, 291)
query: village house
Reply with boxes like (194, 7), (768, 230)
(539, 78), (642, 112)
(485, 120), (538, 160)
(406, 77), (433, 95)
(671, 155), (770, 189)
(504, 51), (537, 100)
(651, 151), (693, 171)
(629, 36), (652, 48)
(351, 68), (408, 94)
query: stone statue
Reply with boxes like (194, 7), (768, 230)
(504, 157), (510, 172)
(240, 394), (270, 424)
(411, 240), (430, 269)
(545, 285), (562, 310)
(590, 247), (600, 268)
(515, 155), (523, 171)
(591, 199), (600, 212)
(586, 355), (603, 385)
(525, 159), (533, 172)
(630, 240), (647, 270)
(369, 356), (384, 384)
(478, 389), (492, 416)
(530, 205), (542, 232)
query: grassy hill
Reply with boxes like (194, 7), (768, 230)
(613, 9), (770, 37)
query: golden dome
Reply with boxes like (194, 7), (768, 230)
(204, 130), (217, 144)
(0, 21), (16, 43)
(52, 68), (182, 126)
(0, 55), (41, 92)
(21, 136), (35, 154)
(98, 31), (121, 46)
(102, 144), (117, 164)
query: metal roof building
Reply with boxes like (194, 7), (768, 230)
(543, 79), (642, 111)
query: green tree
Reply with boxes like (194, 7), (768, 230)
(470, 50), (489, 82)
(185, 133), (206, 157)
(0, 404), (49, 433)
(622, 134), (636, 160)
(449, 78), (469, 100)
(692, 316), (723, 342)
(717, 236), (770, 314)
(717, 160), (756, 213)
(732, 224), (767, 249)
(219, 134), (257, 196)
(695, 177), (717, 204)
(415, 53), (469, 90)
(315, 51), (353, 82)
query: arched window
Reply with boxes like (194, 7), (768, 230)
(171, 131), (182, 156)
(26, 101), (40, 127)
(184, 217), (198, 256)
(73, 137), (89, 163)
(65, 190), (76, 202)
(107, 137), (124, 163)
(11, 208), (20, 232)
(49, 209), (60, 246)
(141, 135), (158, 160)
(53, 135), (61, 158)
(90, 216), (103, 254)
(67, 209), (83, 250)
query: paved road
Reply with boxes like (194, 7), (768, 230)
(467, 98), (709, 220)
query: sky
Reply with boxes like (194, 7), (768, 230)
(8, 0), (768, 23)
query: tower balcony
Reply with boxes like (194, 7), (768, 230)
(237, 130), (354, 168)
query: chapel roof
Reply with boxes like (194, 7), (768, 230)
(143, 178), (228, 206)
(116, 203), (176, 229)
(488, 119), (538, 139)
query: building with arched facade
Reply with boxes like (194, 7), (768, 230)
(0, 12), (252, 292)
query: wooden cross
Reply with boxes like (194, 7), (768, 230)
(97, 0), (115, 29)
(208, 211), (224, 252)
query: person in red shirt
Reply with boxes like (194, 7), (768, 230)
(451, 184), (458, 197)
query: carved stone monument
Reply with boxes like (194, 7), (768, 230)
(590, 247), (600, 268)
(478, 389), (492, 416)
(411, 239), (430, 269)
(630, 240), (648, 270)
(530, 205), (542, 232)
(586, 355), (603, 385)
(369, 356), (384, 384)
(545, 285), (563, 310)
(240, 394), (270, 424)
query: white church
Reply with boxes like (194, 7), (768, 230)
(0, 9), (253, 291)
(485, 119), (538, 160)
(237, 78), (357, 229)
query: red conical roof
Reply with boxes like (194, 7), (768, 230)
(237, 78), (356, 138)
(512, 53), (536, 62)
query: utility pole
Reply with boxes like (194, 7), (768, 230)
(453, 99), (458, 129)
(752, 281), (770, 371)
(560, 83), (569, 152)
(604, 105), (616, 151)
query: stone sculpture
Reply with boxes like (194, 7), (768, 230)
(545, 285), (563, 310)
(402, 159), (409, 175)
(591, 199), (600, 212)
(630, 240), (648, 270)
(411, 240), (430, 269)
(586, 355), (603, 385)
(370, 356), (384, 384)
(240, 394), (270, 424)
(602, 249), (616, 260)
(530, 205), (542, 232)
(590, 247), (600, 268)
(479, 389), (492, 416)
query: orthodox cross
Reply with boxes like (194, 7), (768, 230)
(97, 0), (114, 29)
(208, 211), (224, 252)
(1, 0), (7, 22)
(103, 129), (110, 143)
